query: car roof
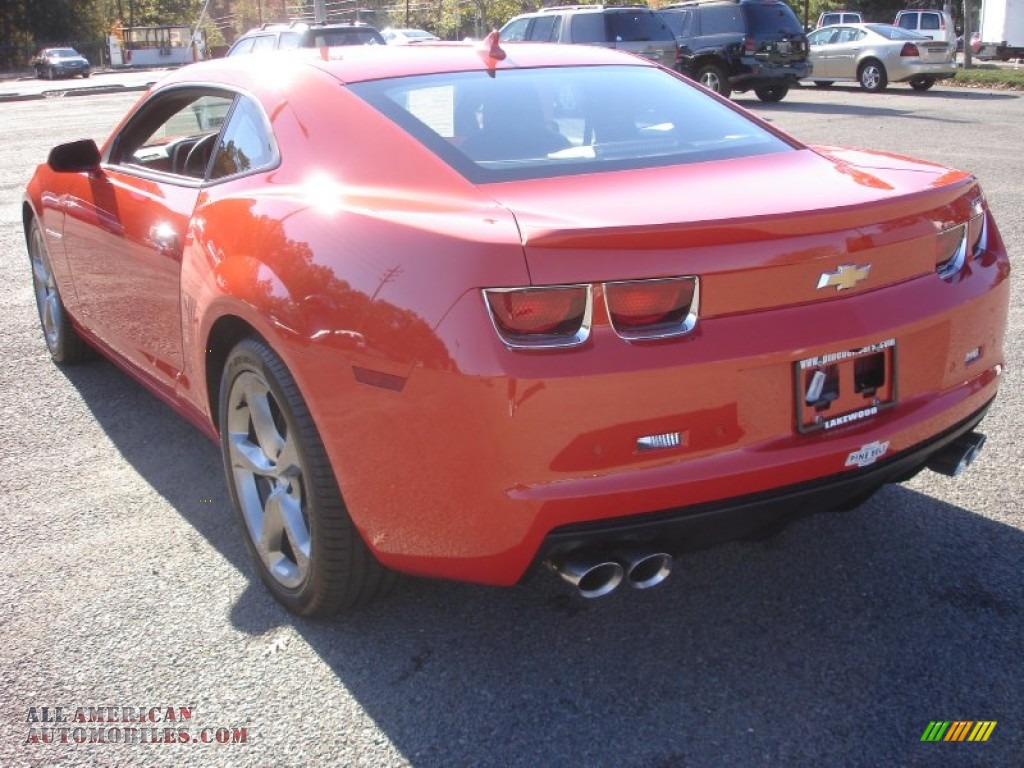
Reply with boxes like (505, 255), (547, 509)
(159, 40), (654, 88)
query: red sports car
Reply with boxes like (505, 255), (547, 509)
(23, 38), (1010, 615)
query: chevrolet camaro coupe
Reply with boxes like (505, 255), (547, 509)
(24, 37), (1010, 615)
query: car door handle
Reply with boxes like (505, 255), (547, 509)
(149, 223), (181, 258)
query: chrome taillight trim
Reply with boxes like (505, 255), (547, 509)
(482, 284), (593, 350)
(935, 224), (967, 280)
(603, 276), (700, 342)
(936, 212), (986, 281)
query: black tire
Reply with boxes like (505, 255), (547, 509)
(695, 63), (732, 98)
(754, 84), (789, 103)
(813, 80), (835, 88)
(858, 60), (888, 92)
(909, 76), (935, 91)
(26, 217), (93, 364)
(81, 70), (91, 79)
(219, 337), (395, 616)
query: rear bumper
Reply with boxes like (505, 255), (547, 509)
(539, 399), (992, 563)
(890, 61), (957, 82)
(731, 56), (810, 87)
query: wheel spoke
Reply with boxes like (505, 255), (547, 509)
(276, 433), (301, 477)
(43, 292), (59, 335)
(245, 384), (285, 462)
(31, 256), (49, 285)
(228, 432), (275, 475)
(260, 487), (309, 585)
(276, 489), (311, 570)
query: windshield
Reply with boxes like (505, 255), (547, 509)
(350, 65), (792, 183)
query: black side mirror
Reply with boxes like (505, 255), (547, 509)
(47, 139), (101, 173)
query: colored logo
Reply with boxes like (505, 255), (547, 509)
(845, 440), (890, 468)
(817, 264), (871, 291)
(920, 721), (997, 742)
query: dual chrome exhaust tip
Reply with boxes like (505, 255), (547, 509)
(548, 547), (673, 598)
(927, 432), (987, 478)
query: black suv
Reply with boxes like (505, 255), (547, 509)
(227, 21), (385, 56)
(499, 6), (678, 70)
(660, 0), (809, 102)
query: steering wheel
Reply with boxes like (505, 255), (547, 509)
(183, 133), (219, 178)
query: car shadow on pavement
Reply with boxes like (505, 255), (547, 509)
(59, 357), (1023, 767)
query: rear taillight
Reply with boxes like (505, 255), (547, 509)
(743, 35), (756, 54)
(899, 42), (920, 57)
(605, 276), (699, 340)
(483, 285), (591, 348)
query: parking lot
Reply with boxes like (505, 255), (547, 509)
(0, 81), (1021, 766)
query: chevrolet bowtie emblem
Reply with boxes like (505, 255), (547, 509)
(817, 264), (871, 291)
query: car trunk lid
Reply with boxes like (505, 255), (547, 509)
(479, 148), (977, 317)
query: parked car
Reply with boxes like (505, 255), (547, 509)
(498, 5), (677, 69)
(893, 9), (957, 45)
(816, 10), (863, 28)
(226, 21), (384, 55)
(24, 39), (1009, 614)
(33, 47), (90, 79)
(806, 23), (956, 91)
(660, 0), (810, 102)
(381, 27), (440, 44)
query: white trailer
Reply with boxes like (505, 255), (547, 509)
(977, 0), (1024, 60)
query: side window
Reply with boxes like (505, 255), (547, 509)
(570, 14), (607, 44)
(210, 97), (276, 180)
(807, 29), (833, 46)
(835, 28), (858, 44)
(278, 32), (302, 50)
(921, 13), (940, 30)
(700, 7), (744, 35)
(252, 35), (277, 52)
(110, 90), (235, 179)
(662, 10), (693, 38)
(897, 14), (917, 31)
(500, 18), (531, 42)
(530, 15), (557, 42)
(230, 38), (255, 56)
(607, 11), (672, 42)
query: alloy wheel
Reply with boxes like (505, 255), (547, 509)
(226, 370), (311, 590)
(29, 222), (61, 352)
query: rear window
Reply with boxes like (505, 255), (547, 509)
(745, 3), (805, 35)
(866, 24), (926, 40)
(350, 65), (792, 183)
(310, 29), (384, 46)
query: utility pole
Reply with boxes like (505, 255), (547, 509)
(314, 0), (326, 23)
(963, 0), (974, 67)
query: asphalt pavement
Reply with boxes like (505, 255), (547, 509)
(0, 82), (1021, 767)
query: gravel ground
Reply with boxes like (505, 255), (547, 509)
(0, 83), (1021, 767)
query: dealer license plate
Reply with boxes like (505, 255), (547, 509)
(794, 339), (898, 434)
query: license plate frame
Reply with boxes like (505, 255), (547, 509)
(794, 339), (898, 434)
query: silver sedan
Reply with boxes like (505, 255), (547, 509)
(805, 23), (956, 92)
